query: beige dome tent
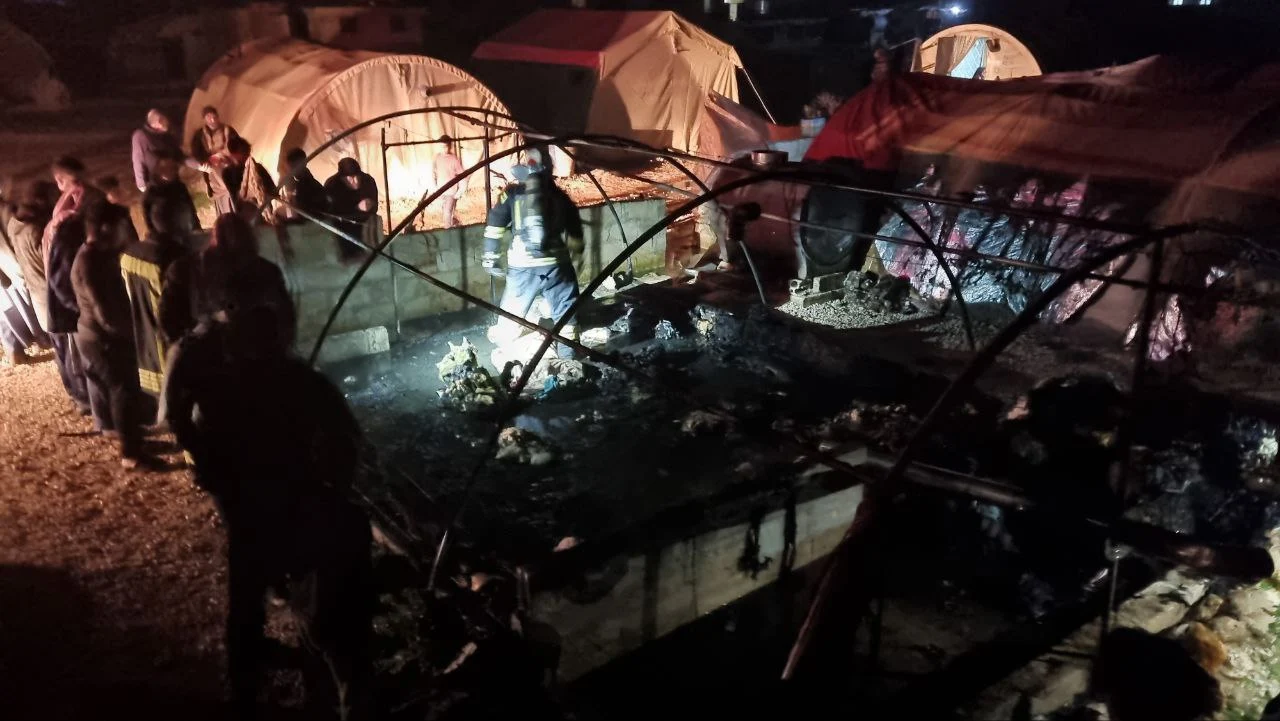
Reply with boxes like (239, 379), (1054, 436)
(915, 23), (1041, 81)
(186, 38), (517, 203)
(0, 19), (70, 109)
(472, 10), (742, 153)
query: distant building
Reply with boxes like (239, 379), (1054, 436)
(108, 1), (429, 87)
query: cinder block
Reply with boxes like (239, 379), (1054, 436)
(315, 326), (390, 364)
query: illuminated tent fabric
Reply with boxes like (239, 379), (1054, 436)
(805, 56), (1280, 229)
(472, 9), (741, 152)
(185, 38), (516, 199)
(915, 23), (1042, 80)
(0, 20), (69, 109)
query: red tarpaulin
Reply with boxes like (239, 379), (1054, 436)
(804, 57), (1280, 227)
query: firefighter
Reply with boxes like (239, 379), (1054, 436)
(482, 147), (584, 359)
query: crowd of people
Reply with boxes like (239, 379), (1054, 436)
(0, 107), (380, 712)
(0, 103), (590, 712)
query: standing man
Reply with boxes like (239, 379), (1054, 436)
(216, 137), (277, 223)
(44, 156), (103, 414)
(74, 200), (144, 468)
(190, 105), (239, 199)
(131, 109), (191, 193)
(432, 135), (465, 228)
(121, 197), (189, 418)
(482, 147), (584, 359)
(142, 152), (200, 244)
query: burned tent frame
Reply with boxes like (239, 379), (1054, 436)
(269, 107), (1268, 693)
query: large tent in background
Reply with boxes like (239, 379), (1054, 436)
(914, 23), (1042, 80)
(796, 56), (1280, 354)
(0, 19), (69, 109)
(186, 38), (517, 203)
(471, 9), (742, 153)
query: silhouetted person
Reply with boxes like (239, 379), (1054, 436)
(141, 152), (200, 245)
(165, 305), (370, 716)
(73, 199), (144, 467)
(1093, 628), (1222, 721)
(160, 213), (294, 350)
(121, 198), (189, 419)
(279, 147), (327, 223)
(324, 157), (377, 262)
(44, 156), (103, 414)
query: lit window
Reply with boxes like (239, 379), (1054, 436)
(1169, 0), (1183, 5)
(1198, 0), (1213, 5)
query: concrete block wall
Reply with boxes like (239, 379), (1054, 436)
(248, 199), (670, 352)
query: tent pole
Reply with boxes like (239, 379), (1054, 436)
(741, 66), (778, 125)
(484, 111), (496, 305)
(381, 125), (401, 340)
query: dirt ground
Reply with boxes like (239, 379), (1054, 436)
(0, 356), (228, 719)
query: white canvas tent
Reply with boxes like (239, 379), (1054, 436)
(916, 23), (1042, 81)
(472, 10), (742, 153)
(0, 19), (70, 109)
(185, 38), (517, 202)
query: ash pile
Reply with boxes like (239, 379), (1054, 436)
(340, 283), (1280, 717)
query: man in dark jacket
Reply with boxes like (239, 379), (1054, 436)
(160, 213), (295, 350)
(74, 200), (143, 467)
(323, 158), (378, 261)
(131, 109), (193, 193)
(121, 197), (189, 418)
(44, 156), (101, 414)
(166, 305), (371, 716)
(279, 147), (327, 223)
(482, 148), (584, 360)
(141, 152), (200, 246)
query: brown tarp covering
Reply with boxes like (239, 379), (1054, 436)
(473, 9), (741, 152)
(185, 38), (517, 199)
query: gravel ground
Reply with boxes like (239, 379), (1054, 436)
(0, 357), (229, 719)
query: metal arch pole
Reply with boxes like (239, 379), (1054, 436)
(885, 200), (977, 351)
(780, 224), (1199, 681)
(580, 168), (635, 278)
(308, 135), (576, 367)
(484, 110), (496, 304)
(381, 125), (401, 340)
(425, 167), (898, 590)
(280, 200), (604, 361)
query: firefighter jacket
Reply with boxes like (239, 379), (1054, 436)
(483, 174), (583, 269)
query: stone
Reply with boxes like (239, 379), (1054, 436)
(1209, 615), (1250, 644)
(1227, 584), (1280, 618)
(680, 410), (731, 436)
(495, 427), (557, 466)
(1191, 593), (1225, 621)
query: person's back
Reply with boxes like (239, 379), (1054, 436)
(159, 214), (294, 348)
(323, 158), (377, 219)
(71, 208), (133, 343)
(123, 202), (188, 397)
(7, 189), (52, 331)
(165, 312), (370, 713)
